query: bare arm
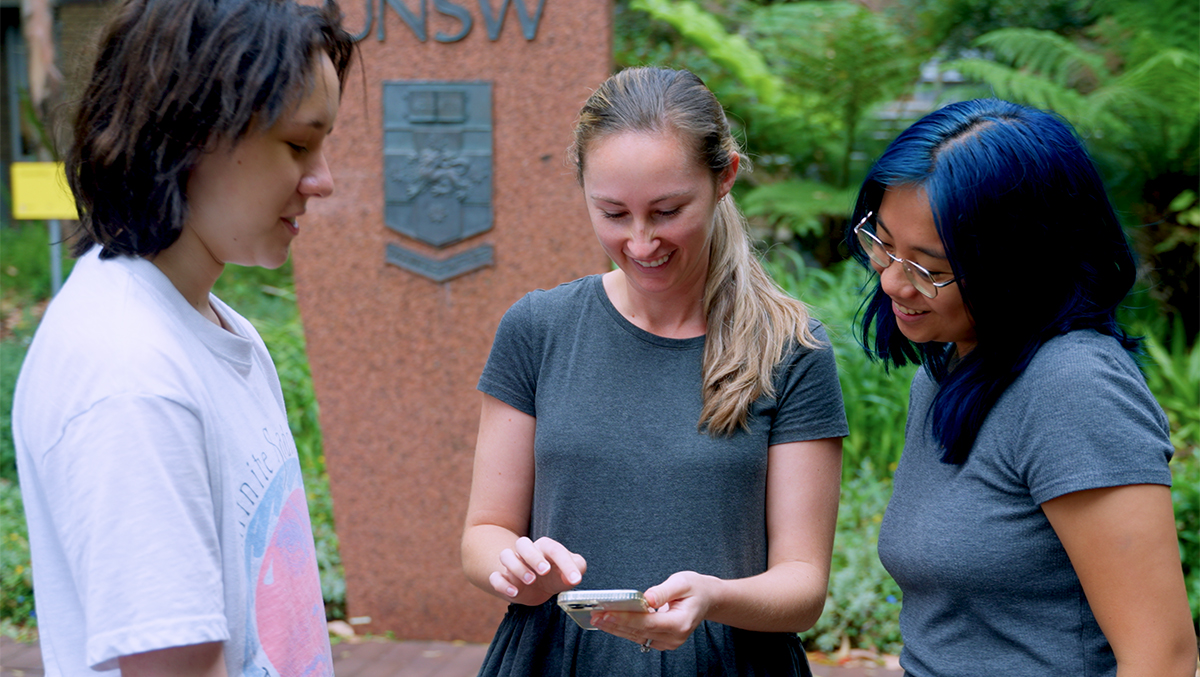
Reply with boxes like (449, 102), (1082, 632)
(119, 642), (226, 677)
(594, 437), (843, 648)
(461, 394), (585, 606)
(1042, 484), (1197, 677)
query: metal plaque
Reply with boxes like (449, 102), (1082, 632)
(385, 242), (493, 283)
(384, 81), (493, 248)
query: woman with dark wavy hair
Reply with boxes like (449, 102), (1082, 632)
(849, 98), (1195, 676)
(13, 0), (354, 674)
(462, 67), (847, 676)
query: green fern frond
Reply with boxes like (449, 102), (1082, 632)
(944, 59), (1093, 119)
(1093, 0), (1200, 55)
(740, 180), (857, 238)
(974, 28), (1108, 90)
(1110, 49), (1200, 112)
(632, 0), (805, 112)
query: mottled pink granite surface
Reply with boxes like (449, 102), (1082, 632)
(292, 1), (612, 642)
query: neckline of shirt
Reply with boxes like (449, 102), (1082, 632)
(589, 274), (706, 351)
(114, 252), (256, 370)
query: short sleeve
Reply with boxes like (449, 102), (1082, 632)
(1007, 337), (1173, 504)
(768, 322), (850, 446)
(477, 294), (541, 417)
(38, 394), (229, 669)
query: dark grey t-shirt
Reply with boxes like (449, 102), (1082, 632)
(878, 330), (1173, 677)
(476, 274), (848, 676)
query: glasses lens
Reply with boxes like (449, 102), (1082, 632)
(902, 261), (937, 298)
(857, 227), (891, 269)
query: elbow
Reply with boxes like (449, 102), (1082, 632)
(1162, 634), (1199, 677)
(776, 589), (826, 633)
(460, 525), (487, 586)
(1158, 620), (1199, 677)
(792, 597), (826, 634)
(1116, 630), (1199, 677)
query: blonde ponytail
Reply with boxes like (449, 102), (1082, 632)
(700, 196), (818, 435)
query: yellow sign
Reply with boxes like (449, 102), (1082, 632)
(10, 162), (78, 220)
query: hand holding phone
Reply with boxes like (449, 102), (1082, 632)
(557, 589), (650, 630)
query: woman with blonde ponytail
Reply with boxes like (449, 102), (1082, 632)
(463, 67), (847, 676)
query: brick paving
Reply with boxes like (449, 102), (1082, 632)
(0, 635), (902, 676)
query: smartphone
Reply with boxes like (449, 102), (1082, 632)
(557, 589), (649, 630)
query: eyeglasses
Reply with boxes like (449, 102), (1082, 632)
(853, 212), (958, 299)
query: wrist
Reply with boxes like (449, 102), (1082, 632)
(697, 572), (725, 619)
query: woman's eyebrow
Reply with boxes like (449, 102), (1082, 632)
(300, 118), (332, 131)
(588, 189), (692, 206)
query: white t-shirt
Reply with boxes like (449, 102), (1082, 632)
(13, 250), (333, 675)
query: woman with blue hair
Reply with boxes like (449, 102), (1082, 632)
(848, 98), (1195, 676)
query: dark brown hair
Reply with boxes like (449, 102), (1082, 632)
(67, 0), (355, 258)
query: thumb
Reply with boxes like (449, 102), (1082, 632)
(644, 574), (688, 610)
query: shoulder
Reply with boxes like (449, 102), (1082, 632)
(1016, 330), (1144, 398)
(984, 330), (1173, 500)
(496, 275), (601, 334)
(778, 319), (836, 369)
(774, 320), (844, 395)
(517, 275), (599, 314)
(805, 318), (832, 346)
(18, 255), (207, 407)
(767, 319), (843, 397)
(34, 255), (189, 359)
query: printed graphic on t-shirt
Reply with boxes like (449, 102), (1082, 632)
(242, 452), (332, 676)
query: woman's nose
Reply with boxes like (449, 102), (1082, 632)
(301, 152), (335, 198)
(879, 259), (917, 299)
(626, 225), (659, 258)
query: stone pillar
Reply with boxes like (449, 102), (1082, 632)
(292, 0), (612, 642)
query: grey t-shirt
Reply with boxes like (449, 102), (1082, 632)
(476, 274), (848, 676)
(878, 330), (1173, 677)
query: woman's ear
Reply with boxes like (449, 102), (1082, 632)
(717, 154), (739, 199)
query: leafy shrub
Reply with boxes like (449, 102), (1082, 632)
(0, 478), (35, 633)
(0, 342), (26, 483)
(1140, 322), (1200, 454)
(801, 463), (903, 654)
(1170, 451), (1199, 625)
(0, 222), (76, 305)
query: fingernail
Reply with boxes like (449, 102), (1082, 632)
(537, 562), (550, 574)
(568, 571), (581, 584)
(523, 572), (536, 584)
(506, 586), (518, 597)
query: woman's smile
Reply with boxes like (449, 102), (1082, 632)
(633, 252), (672, 268)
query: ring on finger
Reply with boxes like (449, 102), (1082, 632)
(640, 638), (653, 653)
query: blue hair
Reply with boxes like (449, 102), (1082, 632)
(849, 98), (1138, 463)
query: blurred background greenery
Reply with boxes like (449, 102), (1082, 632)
(2, 0), (1196, 655)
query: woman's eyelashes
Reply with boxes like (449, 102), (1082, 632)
(598, 207), (683, 221)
